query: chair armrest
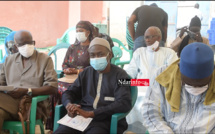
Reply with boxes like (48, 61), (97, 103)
(31, 95), (49, 115)
(54, 104), (67, 132)
(110, 113), (127, 134)
(30, 95), (49, 132)
(56, 70), (64, 78)
(32, 95), (49, 103)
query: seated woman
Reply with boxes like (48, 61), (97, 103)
(58, 21), (98, 104)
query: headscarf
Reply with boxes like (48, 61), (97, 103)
(75, 21), (98, 44)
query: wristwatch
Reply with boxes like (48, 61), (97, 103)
(27, 88), (32, 96)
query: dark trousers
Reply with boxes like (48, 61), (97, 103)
(53, 124), (109, 134)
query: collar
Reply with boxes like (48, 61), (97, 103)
(15, 50), (37, 63)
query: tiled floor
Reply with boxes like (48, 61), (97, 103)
(35, 125), (51, 134)
(126, 121), (147, 134)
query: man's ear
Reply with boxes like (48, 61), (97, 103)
(109, 51), (113, 59)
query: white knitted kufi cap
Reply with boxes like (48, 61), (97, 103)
(89, 37), (111, 51)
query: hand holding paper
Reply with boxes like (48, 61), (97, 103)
(57, 114), (93, 132)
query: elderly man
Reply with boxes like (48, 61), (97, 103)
(54, 38), (131, 134)
(0, 30), (58, 130)
(128, 4), (168, 51)
(143, 42), (215, 133)
(125, 26), (177, 125)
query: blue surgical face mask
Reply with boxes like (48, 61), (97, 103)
(90, 53), (109, 71)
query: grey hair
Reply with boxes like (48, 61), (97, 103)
(150, 26), (162, 39)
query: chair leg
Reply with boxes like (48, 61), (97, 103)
(9, 130), (13, 134)
(37, 120), (45, 134)
(39, 124), (45, 134)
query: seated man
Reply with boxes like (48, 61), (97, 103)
(143, 42), (215, 133)
(0, 30), (58, 130)
(54, 38), (131, 134)
(125, 26), (177, 125)
(170, 16), (210, 57)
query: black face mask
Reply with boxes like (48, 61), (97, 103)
(187, 30), (197, 40)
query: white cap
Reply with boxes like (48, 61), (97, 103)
(89, 37), (111, 51)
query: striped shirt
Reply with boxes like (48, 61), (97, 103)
(142, 65), (215, 133)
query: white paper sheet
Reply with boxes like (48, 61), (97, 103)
(57, 114), (93, 132)
(0, 86), (14, 91)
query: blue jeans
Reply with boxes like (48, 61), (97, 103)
(133, 35), (165, 52)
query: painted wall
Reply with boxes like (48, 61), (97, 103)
(80, 1), (104, 24)
(69, 1), (81, 28)
(0, 1), (69, 48)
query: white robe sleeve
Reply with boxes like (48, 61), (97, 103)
(142, 65), (174, 134)
(125, 49), (140, 78)
(165, 48), (178, 66)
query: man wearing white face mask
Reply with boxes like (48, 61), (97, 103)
(0, 30), (58, 131)
(54, 38), (131, 134)
(125, 26), (177, 126)
(143, 42), (215, 133)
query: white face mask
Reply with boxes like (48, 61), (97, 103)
(76, 32), (88, 43)
(185, 84), (208, 96)
(147, 41), (159, 52)
(18, 44), (35, 58)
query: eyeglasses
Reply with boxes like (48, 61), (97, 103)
(144, 35), (158, 40)
(15, 41), (35, 47)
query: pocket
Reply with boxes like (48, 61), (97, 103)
(104, 96), (115, 101)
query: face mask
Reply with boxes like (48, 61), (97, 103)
(76, 32), (88, 43)
(147, 41), (159, 52)
(18, 44), (35, 58)
(185, 84), (208, 96)
(90, 53), (109, 71)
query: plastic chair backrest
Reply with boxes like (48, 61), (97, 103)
(48, 43), (71, 72)
(126, 17), (138, 50)
(0, 27), (13, 62)
(57, 27), (76, 44)
(111, 46), (122, 64)
(112, 38), (133, 68)
(0, 27), (12, 45)
(3, 95), (48, 134)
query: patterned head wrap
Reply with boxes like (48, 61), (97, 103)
(75, 21), (99, 43)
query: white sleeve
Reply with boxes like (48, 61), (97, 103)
(166, 49), (178, 65)
(125, 50), (140, 78)
(142, 65), (174, 134)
